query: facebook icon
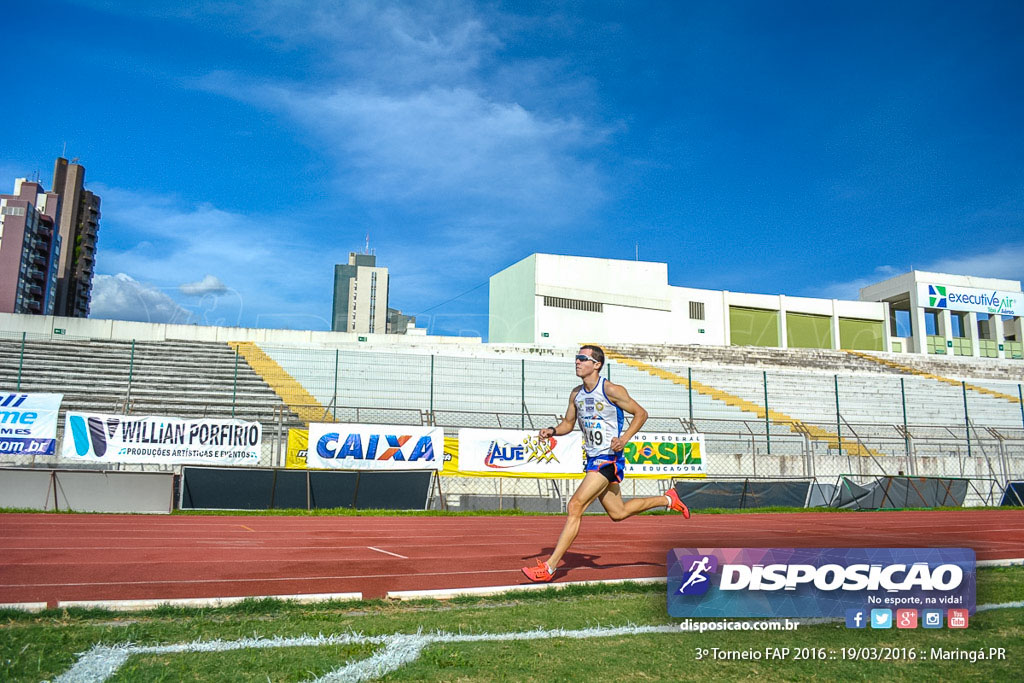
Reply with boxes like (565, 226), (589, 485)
(845, 609), (866, 629)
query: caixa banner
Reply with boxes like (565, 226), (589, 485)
(307, 423), (443, 471)
(667, 548), (975, 618)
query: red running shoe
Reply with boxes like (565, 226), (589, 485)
(666, 488), (691, 519)
(522, 560), (555, 583)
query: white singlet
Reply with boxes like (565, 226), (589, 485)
(574, 377), (625, 457)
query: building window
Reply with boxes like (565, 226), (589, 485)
(1, 205), (26, 216)
(542, 296), (603, 313)
(689, 301), (705, 320)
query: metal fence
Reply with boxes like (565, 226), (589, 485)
(2, 332), (1023, 508)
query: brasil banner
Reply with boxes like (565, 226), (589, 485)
(624, 433), (705, 477)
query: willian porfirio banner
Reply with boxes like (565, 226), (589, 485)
(668, 547), (975, 619)
(0, 392), (62, 456)
(458, 428), (584, 475)
(306, 423), (443, 470)
(62, 412), (261, 464)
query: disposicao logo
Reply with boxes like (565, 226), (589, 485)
(667, 548), (975, 618)
(676, 554), (718, 595)
(68, 415), (120, 457)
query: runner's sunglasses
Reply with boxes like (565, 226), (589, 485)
(575, 354), (599, 363)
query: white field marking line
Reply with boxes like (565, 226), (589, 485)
(57, 593), (363, 612)
(388, 576), (666, 600)
(53, 624), (681, 683)
(978, 557), (1024, 567)
(52, 602), (1024, 683)
(367, 546), (408, 559)
(1, 563), (657, 589)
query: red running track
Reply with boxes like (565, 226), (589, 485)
(1, 510), (1023, 607)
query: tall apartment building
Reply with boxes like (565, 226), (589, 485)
(51, 157), (101, 317)
(0, 179), (63, 314)
(332, 252), (389, 333)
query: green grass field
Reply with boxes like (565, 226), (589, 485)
(2, 566), (1020, 682)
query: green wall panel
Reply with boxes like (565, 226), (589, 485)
(838, 318), (885, 351)
(730, 307), (780, 347)
(786, 312), (833, 349)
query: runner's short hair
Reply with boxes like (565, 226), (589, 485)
(579, 344), (605, 368)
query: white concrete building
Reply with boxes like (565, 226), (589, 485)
(488, 254), (1024, 360)
(860, 271), (1023, 359)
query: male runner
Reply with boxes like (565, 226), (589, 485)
(522, 344), (690, 583)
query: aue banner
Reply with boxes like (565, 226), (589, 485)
(62, 412), (262, 464)
(0, 392), (62, 456)
(667, 547), (975, 618)
(307, 423), (443, 471)
(458, 428), (584, 475)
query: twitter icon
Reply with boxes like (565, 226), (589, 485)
(870, 609), (892, 629)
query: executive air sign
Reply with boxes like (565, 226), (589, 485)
(667, 547), (975, 618)
(918, 283), (1020, 316)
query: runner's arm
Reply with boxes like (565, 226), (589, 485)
(605, 381), (648, 451)
(540, 389), (579, 438)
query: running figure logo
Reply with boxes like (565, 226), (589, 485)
(676, 554), (718, 595)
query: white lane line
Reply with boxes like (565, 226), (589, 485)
(57, 592), (362, 612)
(368, 546), (408, 559)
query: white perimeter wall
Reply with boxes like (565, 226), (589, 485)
(0, 312), (480, 346)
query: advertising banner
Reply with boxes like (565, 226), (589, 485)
(62, 412), (262, 464)
(457, 429), (584, 475)
(668, 547), (975, 619)
(286, 428), (309, 469)
(307, 423), (443, 470)
(0, 392), (62, 456)
(624, 433), (705, 477)
(918, 283), (1020, 316)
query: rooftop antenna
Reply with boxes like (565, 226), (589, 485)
(62, 142), (67, 158)
(635, 242), (639, 261)
(365, 233), (370, 254)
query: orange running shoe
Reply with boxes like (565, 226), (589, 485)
(666, 488), (691, 519)
(522, 560), (555, 583)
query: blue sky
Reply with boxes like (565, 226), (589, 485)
(3, 1), (1022, 339)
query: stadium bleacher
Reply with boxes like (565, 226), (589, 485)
(2, 331), (1022, 507)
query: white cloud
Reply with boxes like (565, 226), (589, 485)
(921, 242), (1024, 282)
(90, 184), (337, 329)
(810, 244), (1024, 301)
(180, 274), (228, 296)
(235, 82), (601, 221)
(194, 1), (606, 230)
(90, 274), (196, 324)
(813, 265), (903, 300)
